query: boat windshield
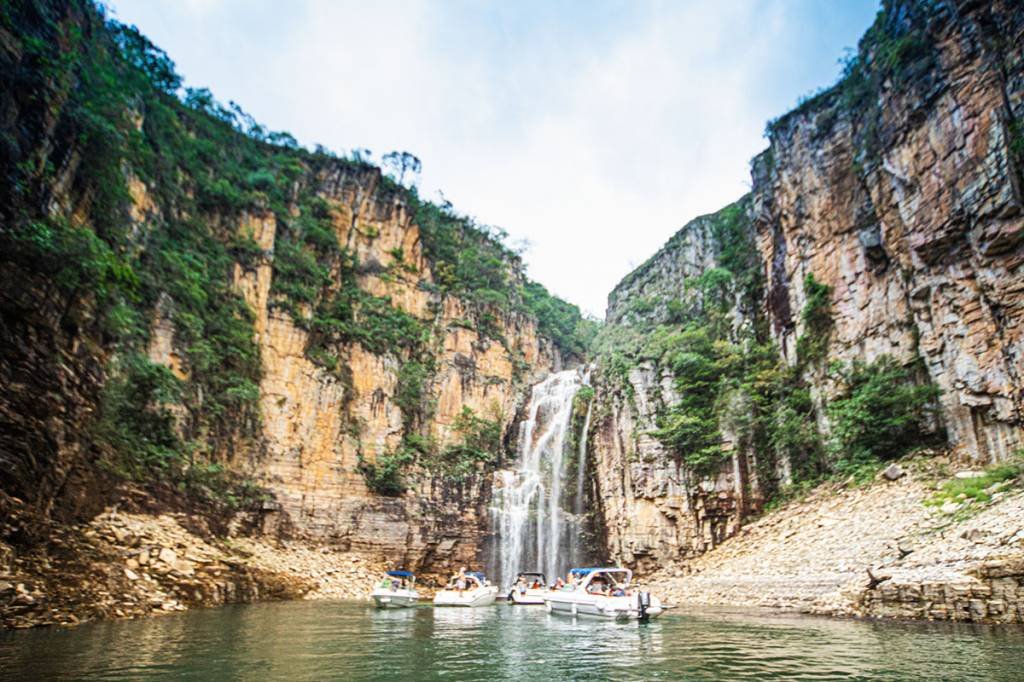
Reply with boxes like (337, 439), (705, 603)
(447, 574), (483, 589)
(515, 573), (546, 587)
(581, 568), (632, 592)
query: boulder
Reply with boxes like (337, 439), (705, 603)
(157, 548), (178, 565)
(882, 464), (905, 481)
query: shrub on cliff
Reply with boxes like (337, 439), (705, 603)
(651, 325), (728, 473)
(826, 356), (942, 479)
(795, 273), (833, 366)
(432, 406), (504, 479)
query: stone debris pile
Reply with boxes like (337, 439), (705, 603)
(647, 460), (1024, 624)
(1, 505), (385, 629)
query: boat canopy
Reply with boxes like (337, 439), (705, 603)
(467, 572), (487, 581)
(572, 567), (633, 587)
(516, 572), (546, 579)
(386, 570), (414, 578)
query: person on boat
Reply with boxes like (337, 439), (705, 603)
(515, 575), (527, 595)
(553, 577), (564, 590)
(455, 567), (467, 592)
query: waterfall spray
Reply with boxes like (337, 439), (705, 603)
(490, 367), (591, 587)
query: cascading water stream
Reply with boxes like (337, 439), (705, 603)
(569, 389), (593, 568)
(490, 367), (591, 587)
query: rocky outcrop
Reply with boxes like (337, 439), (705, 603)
(0, 0), (577, 595)
(754, 0), (1024, 462)
(223, 168), (561, 579)
(589, 0), (1024, 578)
(606, 208), (733, 325)
(590, 204), (757, 571)
(589, 362), (747, 574)
(0, 494), (308, 628)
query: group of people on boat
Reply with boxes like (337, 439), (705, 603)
(371, 565), (663, 619)
(514, 570), (629, 597)
(378, 575), (412, 591)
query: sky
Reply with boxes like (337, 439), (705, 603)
(108, 0), (879, 318)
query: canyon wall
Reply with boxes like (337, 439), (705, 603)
(755, 0), (1024, 464)
(588, 0), (1024, 572)
(0, 0), (586, 581)
(226, 167), (563, 578)
(590, 202), (756, 572)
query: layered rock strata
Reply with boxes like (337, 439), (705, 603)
(588, 0), (1024, 580)
(755, 0), (1024, 463)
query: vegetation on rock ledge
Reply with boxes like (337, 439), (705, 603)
(0, 0), (590, 508)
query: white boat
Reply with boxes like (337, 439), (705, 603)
(370, 570), (420, 608)
(543, 567), (664, 620)
(507, 572), (548, 605)
(433, 571), (498, 607)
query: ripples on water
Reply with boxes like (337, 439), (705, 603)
(2, 601), (1023, 680)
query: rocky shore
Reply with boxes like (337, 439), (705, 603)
(0, 496), (387, 629)
(4, 454), (1022, 630)
(648, 456), (1024, 624)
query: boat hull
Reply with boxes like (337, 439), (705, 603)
(371, 589), (419, 609)
(433, 587), (498, 607)
(509, 588), (547, 605)
(543, 592), (664, 620)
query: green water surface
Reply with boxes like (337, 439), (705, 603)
(2, 600), (1022, 680)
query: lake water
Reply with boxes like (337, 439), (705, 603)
(2, 601), (1023, 680)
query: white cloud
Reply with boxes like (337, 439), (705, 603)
(109, 0), (876, 317)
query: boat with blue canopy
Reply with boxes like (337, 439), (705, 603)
(370, 570), (419, 608)
(544, 567), (664, 620)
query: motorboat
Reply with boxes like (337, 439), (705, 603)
(543, 567), (664, 620)
(370, 570), (420, 608)
(507, 572), (548, 605)
(433, 571), (498, 607)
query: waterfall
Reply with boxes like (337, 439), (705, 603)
(569, 391), (593, 568)
(490, 367), (591, 587)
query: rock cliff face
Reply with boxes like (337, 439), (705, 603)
(590, 201), (756, 572)
(0, 0), (582, 583)
(228, 168), (563, 578)
(227, 168), (562, 578)
(588, 0), (1024, 573)
(755, 0), (1024, 464)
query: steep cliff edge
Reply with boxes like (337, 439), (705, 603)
(587, 0), (1024, 618)
(0, 0), (592, 606)
(756, 0), (1024, 463)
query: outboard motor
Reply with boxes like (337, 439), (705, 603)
(637, 591), (651, 621)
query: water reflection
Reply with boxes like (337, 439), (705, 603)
(1, 601), (1022, 681)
